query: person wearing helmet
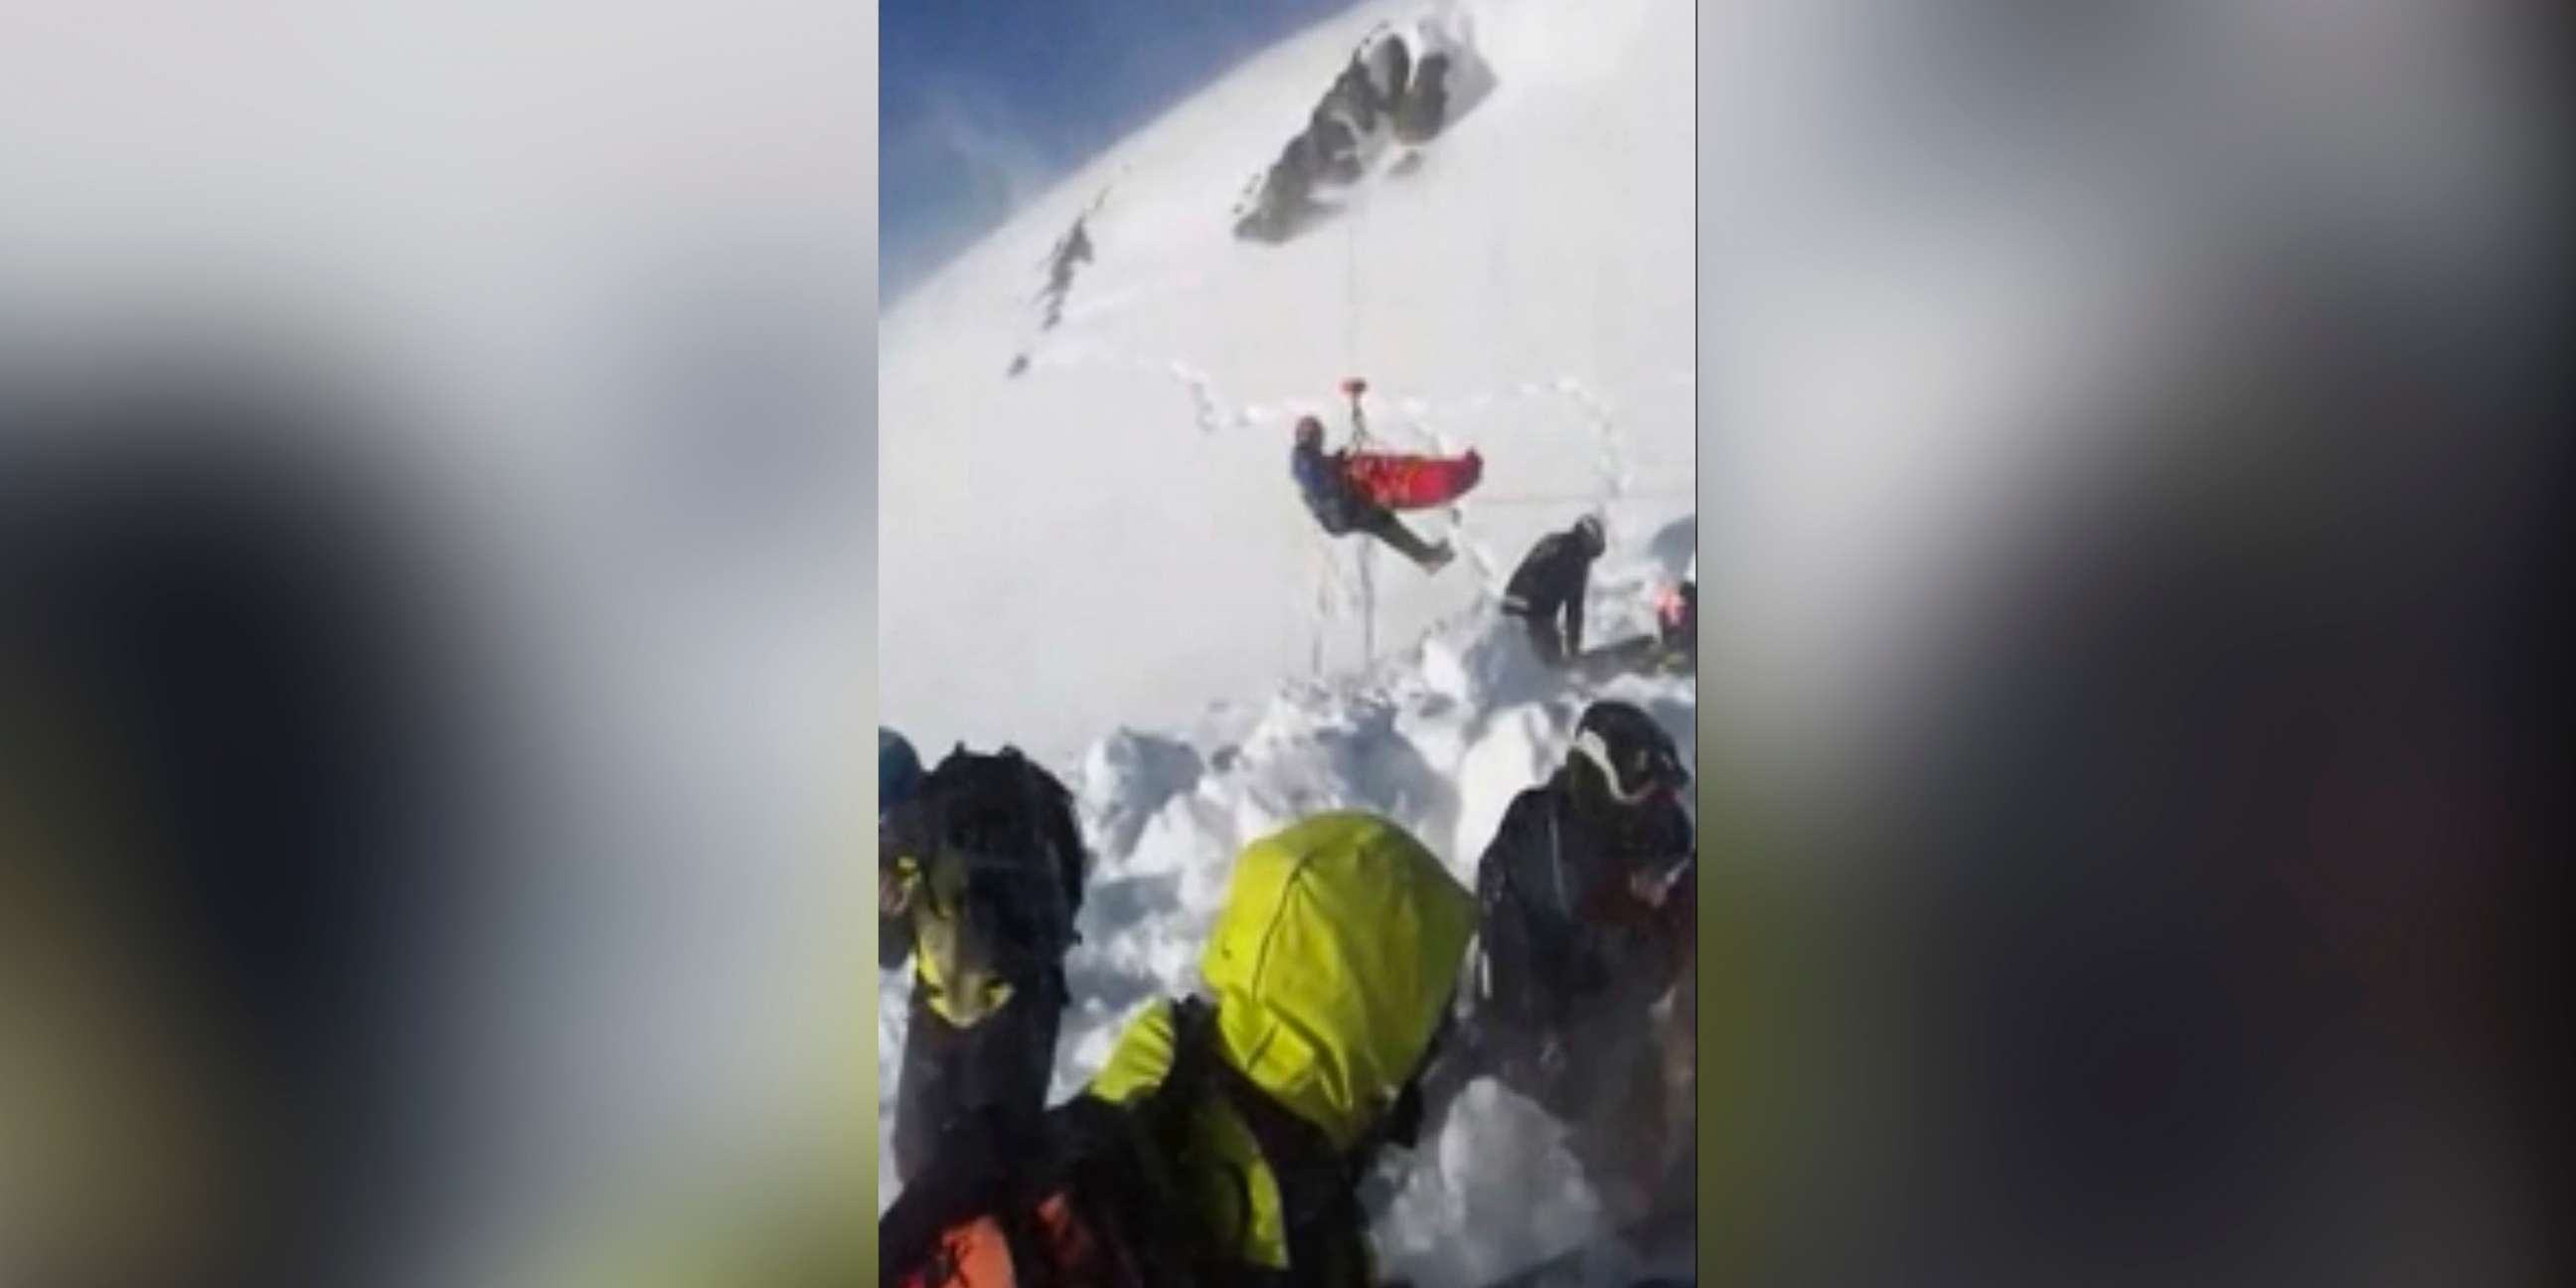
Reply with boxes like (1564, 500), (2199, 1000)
(1501, 515), (1607, 667)
(879, 733), (1090, 1188)
(1290, 414), (1456, 571)
(1424, 700), (1695, 1226)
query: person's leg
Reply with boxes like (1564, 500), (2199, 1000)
(1363, 508), (1448, 568)
(1526, 613), (1568, 667)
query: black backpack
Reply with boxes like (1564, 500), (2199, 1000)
(888, 745), (1089, 980)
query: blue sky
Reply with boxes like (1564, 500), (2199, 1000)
(880, 0), (1357, 301)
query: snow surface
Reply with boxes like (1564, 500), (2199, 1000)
(879, 0), (1694, 765)
(879, 0), (1696, 1281)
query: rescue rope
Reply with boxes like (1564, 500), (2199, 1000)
(1358, 535), (1375, 669)
(1466, 488), (1696, 507)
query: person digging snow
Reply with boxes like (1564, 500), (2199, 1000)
(1418, 701), (1696, 1229)
(879, 729), (1090, 1189)
(1501, 515), (1606, 667)
(1291, 413), (1455, 571)
(881, 812), (1477, 1288)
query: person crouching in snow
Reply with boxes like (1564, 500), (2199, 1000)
(881, 811), (1478, 1288)
(1418, 701), (1696, 1227)
(879, 730), (1089, 1189)
(1501, 515), (1606, 668)
(1291, 414), (1455, 571)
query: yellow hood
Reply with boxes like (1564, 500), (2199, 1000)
(1198, 811), (1477, 1150)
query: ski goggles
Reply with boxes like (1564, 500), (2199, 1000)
(1572, 727), (1690, 804)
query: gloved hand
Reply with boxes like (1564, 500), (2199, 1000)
(880, 864), (917, 916)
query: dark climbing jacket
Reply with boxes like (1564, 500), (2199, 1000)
(1291, 440), (1368, 536)
(1471, 771), (1693, 1047)
(1501, 531), (1598, 654)
(1454, 774), (1695, 1228)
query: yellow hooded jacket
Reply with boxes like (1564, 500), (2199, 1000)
(1085, 812), (1477, 1279)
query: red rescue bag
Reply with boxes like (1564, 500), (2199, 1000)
(1341, 448), (1483, 510)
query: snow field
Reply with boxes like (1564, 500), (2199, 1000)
(880, 1), (1696, 1280)
(879, 0), (1695, 764)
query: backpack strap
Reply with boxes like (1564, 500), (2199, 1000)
(1209, 1065), (1367, 1286)
(1148, 998), (1244, 1251)
(1168, 998), (1374, 1288)
(1025, 1000), (1238, 1288)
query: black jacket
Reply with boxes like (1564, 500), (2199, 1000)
(1292, 440), (1370, 535)
(1472, 771), (1693, 1041)
(1503, 530), (1597, 650)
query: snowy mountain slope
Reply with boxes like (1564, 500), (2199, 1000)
(879, 1), (1696, 1279)
(880, 0), (1694, 764)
